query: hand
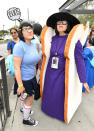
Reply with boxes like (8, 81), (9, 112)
(17, 86), (25, 96)
(83, 83), (90, 93)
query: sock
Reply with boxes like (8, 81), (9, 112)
(23, 104), (31, 120)
(20, 94), (27, 111)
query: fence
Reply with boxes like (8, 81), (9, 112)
(0, 56), (10, 131)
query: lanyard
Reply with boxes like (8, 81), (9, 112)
(54, 36), (67, 56)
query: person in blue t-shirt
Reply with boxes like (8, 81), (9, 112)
(13, 22), (41, 126)
(83, 37), (94, 92)
(7, 28), (19, 95)
(7, 28), (19, 54)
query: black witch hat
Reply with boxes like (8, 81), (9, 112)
(46, 12), (80, 32)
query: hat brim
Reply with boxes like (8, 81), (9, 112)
(46, 12), (80, 30)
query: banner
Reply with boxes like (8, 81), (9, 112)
(7, 7), (23, 22)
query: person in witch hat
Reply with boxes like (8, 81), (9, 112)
(41, 12), (90, 123)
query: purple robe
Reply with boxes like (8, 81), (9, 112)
(41, 35), (87, 122)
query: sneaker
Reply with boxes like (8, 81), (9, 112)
(20, 109), (34, 115)
(23, 118), (38, 126)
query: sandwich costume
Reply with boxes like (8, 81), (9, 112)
(40, 12), (89, 123)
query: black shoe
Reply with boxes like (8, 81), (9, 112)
(23, 118), (38, 126)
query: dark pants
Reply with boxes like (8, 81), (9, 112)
(14, 79), (18, 95)
(22, 77), (38, 96)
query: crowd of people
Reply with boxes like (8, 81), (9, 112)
(6, 12), (94, 126)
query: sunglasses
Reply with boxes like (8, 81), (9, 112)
(11, 32), (17, 34)
(57, 21), (68, 25)
(92, 30), (94, 32)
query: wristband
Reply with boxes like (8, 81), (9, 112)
(18, 84), (23, 88)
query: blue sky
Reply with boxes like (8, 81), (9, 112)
(0, 0), (66, 30)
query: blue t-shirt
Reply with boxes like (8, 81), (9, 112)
(7, 40), (16, 54)
(13, 40), (41, 81)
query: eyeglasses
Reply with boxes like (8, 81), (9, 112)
(11, 32), (17, 34)
(22, 28), (33, 32)
(57, 21), (68, 25)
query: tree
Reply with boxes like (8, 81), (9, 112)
(74, 0), (94, 27)
(78, 14), (94, 27)
(0, 30), (9, 37)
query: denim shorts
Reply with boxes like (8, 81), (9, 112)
(22, 77), (38, 96)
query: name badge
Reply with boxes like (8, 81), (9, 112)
(51, 57), (59, 69)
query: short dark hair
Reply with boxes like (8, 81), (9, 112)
(18, 22), (33, 42)
(88, 37), (94, 46)
(55, 22), (71, 35)
(10, 28), (18, 33)
(33, 23), (42, 36)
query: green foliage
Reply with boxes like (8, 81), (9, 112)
(74, 0), (94, 27)
(8, 25), (19, 32)
(13, 25), (19, 29)
(0, 30), (9, 37)
(0, 39), (9, 44)
(79, 1), (94, 9)
(78, 14), (94, 27)
(0, 32), (3, 37)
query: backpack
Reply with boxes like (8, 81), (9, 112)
(7, 55), (15, 76)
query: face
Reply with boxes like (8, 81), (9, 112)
(57, 21), (68, 33)
(22, 26), (33, 41)
(10, 29), (18, 39)
(92, 29), (94, 35)
(87, 42), (91, 47)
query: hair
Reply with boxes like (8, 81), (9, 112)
(18, 22), (33, 42)
(88, 37), (94, 46)
(88, 28), (94, 39)
(33, 23), (42, 36)
(10, 28), (18, 33)
(55, 21), (71, 35)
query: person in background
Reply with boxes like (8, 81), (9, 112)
(32, 23), (42, 68)
(32, 23), (42, 100)
(83, 37), (94, 92)
(13, 22), (41, 126)
(7, 28), (19, 95)
(88, 26), (94, 39)
(32, 23), (42, 65)
(33, 23), (42, 40)
(7, 28), (19, 54)
(83, 26), (94, 49)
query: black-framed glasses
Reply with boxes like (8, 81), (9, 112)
(22, 27), (33, 32)
(57, 21), (68, 25)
